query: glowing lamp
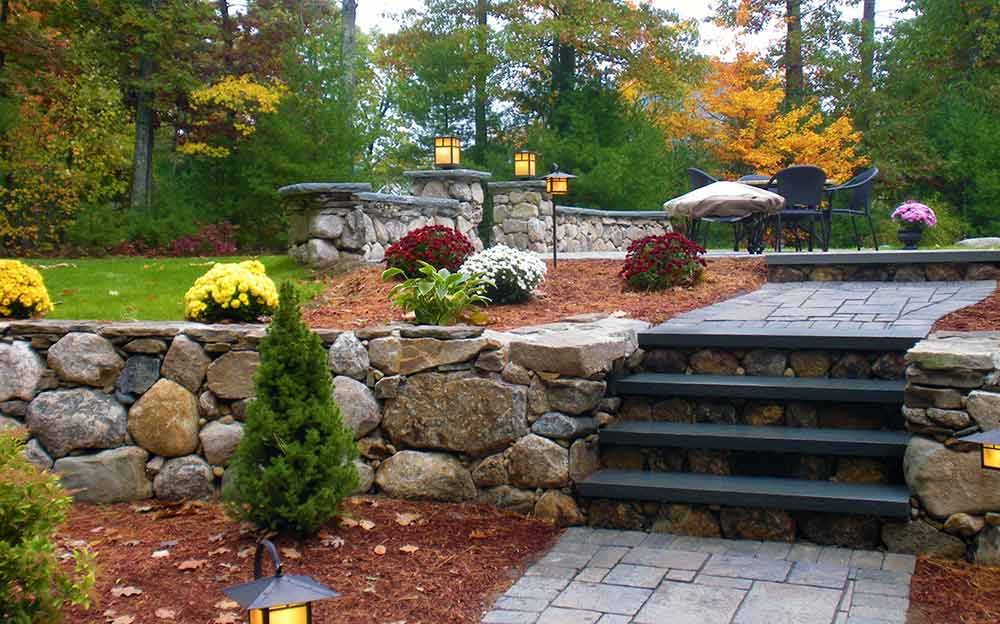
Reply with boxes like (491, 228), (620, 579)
(957, 429), (1000, 471)
(513, 151), (537, 178)
(434, 135), (461, 169)
(544, 164), (576, 196)
(223, 540), (338, 624)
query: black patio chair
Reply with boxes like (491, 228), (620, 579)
(826, 167), (879, 251)
(685, 168), (744, 252)
(767, 165), (827, 252)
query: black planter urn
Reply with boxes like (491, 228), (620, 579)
(897, 227), (923, 250)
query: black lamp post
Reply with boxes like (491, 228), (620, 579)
(222, 540), (339, 624)
(957, 429), (1000, 471)
(543, 163), (576, 268)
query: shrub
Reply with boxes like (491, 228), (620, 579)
(183, 260), (279, 322)
(619, 232), (706, 291)
(223, 282), (358, 535)
(384, 225), (475, 276)
(0, 260), (54, 319)
(460, 245), (546, 304)
(382, 261), (491, 325)
(0, 431), (95, 622)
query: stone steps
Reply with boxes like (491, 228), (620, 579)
(614, 373), (904, 404)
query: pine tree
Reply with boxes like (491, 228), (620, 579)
(224, 282), (358, 535)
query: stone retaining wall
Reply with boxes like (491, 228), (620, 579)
(900, 332), (1000, 563)
(0, 316), (643, 527)
(488, 181), (672, 253)
(769, 262), (1000, 283)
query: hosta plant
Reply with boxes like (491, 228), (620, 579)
(384, 225), (475, 276)
(382, 261), (491, 325)
(460, 244), (546, 304)
(183, 260), (279, 322)
(619, 232), (706, 291)
(0, 260), (54, 319)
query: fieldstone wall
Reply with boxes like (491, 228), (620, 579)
(899, 332), (1000, 563)
(282, 170), (489, 271)
(0, 315), (644, 527)
(488, 181), (672, 253)
(769, 262), (1000, 283)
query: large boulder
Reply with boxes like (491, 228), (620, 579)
(905, 436), (1000, 518)
(26, 388), (127, 458)
(207, 351), (260, 399)
(332, 375), (381, 439)
(352, 460), (374, 495)
(153, 455), (215, 501)
(544, 379), (605, 415)
(968, 391), (1000, 431)
(47, 332), (123, 386)
(199, 420), (244, 465)
(882, 520), (967, 558)
(54, 446), (152, 503)
(161, 335), (211, 393)
(654, 504), (721, 537)
(328, 332), (369, 380)
(374, 450), (476, 501)
(127, 379), (200, 457)
(367, 336), (490, 375)
(508, 434), (569, 489)
(382, 373), (527, 457)
(508, 330), (639, 378)
(534, 491), (584, 526)
(0, 341), (44, 402)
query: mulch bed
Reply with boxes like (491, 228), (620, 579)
(933, 282), (1000, 332)
(60, 496), (558, 624)
(909, 556), (1000, 624)
(303, 257), (766, 330)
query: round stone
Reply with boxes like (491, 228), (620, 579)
(47, 332), (124, 387)
(154, 455), (216, 501)
(26, 388), (127, 458)
(128, 379), (200, 457)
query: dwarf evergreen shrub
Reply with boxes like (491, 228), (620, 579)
(0, 431), (94, 622)
(223, 281), (358, 535)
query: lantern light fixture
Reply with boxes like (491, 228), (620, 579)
(513, 150), (537, 178)
(222, 539), (338, 624)
(433, 135), (461, 169)
(544, 163), (576, 196)
(957, 429), (1000, 471)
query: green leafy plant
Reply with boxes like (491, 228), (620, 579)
(223, 281), (358, 535)
(0, 431), (95, 623)
(382, 261), (491, 325)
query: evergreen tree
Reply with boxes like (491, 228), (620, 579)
(224, 281), (357, 535)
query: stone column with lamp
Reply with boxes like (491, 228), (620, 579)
(404, 169), (490, 251)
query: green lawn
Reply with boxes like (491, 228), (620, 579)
(15, 256), (318, 321)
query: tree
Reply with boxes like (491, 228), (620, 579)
(224, 281), (358, 535)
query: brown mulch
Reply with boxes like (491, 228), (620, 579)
(933, 282), (1000, 332)
(909, 556), (1000, 624)
(60, 496), (558, 624)
(303, 257), (766, 330)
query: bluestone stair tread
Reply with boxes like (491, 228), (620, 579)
(637, 327), (923, 351)
(600, 421), (910, 456)
(613, 373), (904, 403)
(579, 470), (911, 517)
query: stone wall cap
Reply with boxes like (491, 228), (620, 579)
(488, 180), (547, 191)
(906, 334), (1000, 371)
(403, 169), (492, 181)
(555, 205), (671, 219)
(277, 182), (372, 197)
(356, 192), (460, 209)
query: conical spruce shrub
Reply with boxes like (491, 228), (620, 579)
(224, 281), (358, 535)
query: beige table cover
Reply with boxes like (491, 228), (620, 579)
(663, 181), (785, 219)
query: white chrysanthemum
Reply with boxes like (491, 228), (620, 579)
(459, 245), (546, 304)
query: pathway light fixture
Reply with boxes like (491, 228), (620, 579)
(957, 429), (1000, 471)
(434, 135), (461, 169)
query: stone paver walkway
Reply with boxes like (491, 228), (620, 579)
(662, 281), (995, 333)
(482, 528), (916, 624)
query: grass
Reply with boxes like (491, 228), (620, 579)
(15, 256), (319, 321)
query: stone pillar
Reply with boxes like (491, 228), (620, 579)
(486, 180), (552, 253)
(280, 182), (373, 270)
(404, 169), (491, 249)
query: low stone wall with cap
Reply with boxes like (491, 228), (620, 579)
(488, 181), (672, 253)
(897, 332), (1000, 563)
(0, 315), (643, 527)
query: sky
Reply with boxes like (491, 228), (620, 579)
(357, 0), (911, 58)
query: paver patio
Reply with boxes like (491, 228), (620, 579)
(482, 528), (916, 624)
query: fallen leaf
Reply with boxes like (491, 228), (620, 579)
(151, 549), (170, 558)
(359, 519), (376, 531)
(177, 559), (208, 571)
(110, 616), (135, 624)
(208, 547), (231, 556)
(399, 544), (420, 553)
(395, 512), (422, 526)
(214, 599), (240, 610)
(237, 547), (254, 559)
(374, 544), (387, 556)
(339, 517), (359, 528)
(280, 547), (301, 560)
(208, 533), (225, 543)
(214, 613), (240, 624)
(321, 535), (345, 549)
(154, 608), (176, 619)
(122, 540), (141, 547)
(111, 586), (143, 597)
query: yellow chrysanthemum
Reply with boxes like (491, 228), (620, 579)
(0, 260), (54, 319)
(183, 260), (278, 322)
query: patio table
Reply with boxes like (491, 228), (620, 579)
(663, 181), (785, 254)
